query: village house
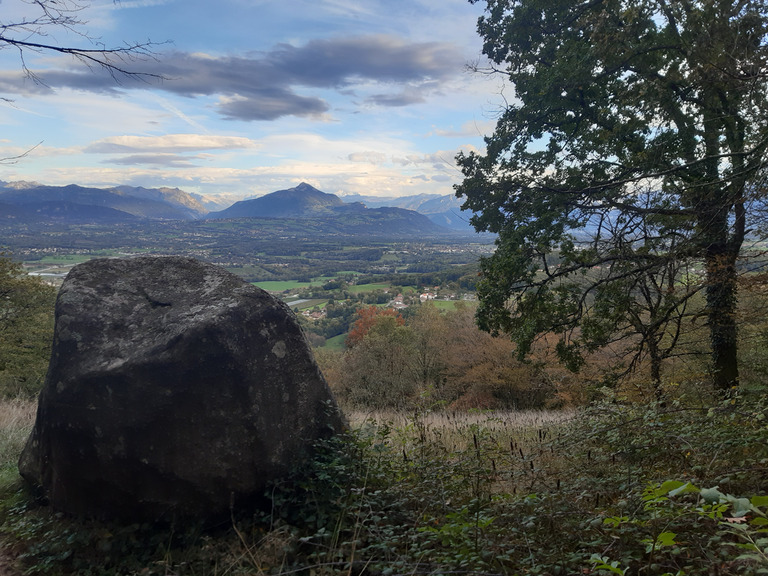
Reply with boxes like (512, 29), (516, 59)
(389, 293), (408, 310)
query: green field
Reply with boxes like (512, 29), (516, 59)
(285, 298), (327, 310)
(253, 280), (313, 292)
(348, 283), (390, 293)
(23, 250), (152, 271)
(24, 254), (103, 271)
(254, 278), (342, 292)
(323, 333), (347, 350)
(429, 299), (477, 311)
(37, 254), (97, 263)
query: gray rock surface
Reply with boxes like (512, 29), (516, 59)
(19, 256), (344, 522)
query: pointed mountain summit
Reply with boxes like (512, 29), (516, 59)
(204, 182), (451, 235)
(207, 183), (344, 219)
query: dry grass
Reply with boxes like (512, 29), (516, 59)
(0, 398), (36, 486)
(344, 408), (576, 497)
(346, 408), (574, 428)
(0, 399), (35, 430)
(346, 408), (574, 446)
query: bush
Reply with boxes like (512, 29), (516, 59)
(0, 255), (56, 399)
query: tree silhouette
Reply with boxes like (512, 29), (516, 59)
(1, 0), (163, 85)
(0, 0), (165, 163)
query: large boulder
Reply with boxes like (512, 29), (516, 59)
(19, 256), (344, 522)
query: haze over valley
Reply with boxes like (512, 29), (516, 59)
(0, 181), (477, 233)
(1, 180), (491, 296)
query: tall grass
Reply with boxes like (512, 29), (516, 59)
(0, 398), (34, 488)
(347, 408), (574, 484)
(264, 396), (768, 575)
(346, 408), (573, 432)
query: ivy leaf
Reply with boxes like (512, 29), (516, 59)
(658, 480), (686, 494)
(590, 554), (626, 575)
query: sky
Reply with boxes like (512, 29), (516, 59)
(0, 0), (502, 203)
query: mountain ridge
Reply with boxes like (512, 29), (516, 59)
(0, 182), (207, 221)
(0, 181), (480, 236)
(207, 182), (345, 219)
(340, 192), (473, 232)
(205, 182), (448, 235)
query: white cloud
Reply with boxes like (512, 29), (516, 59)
(431, 119), (496, 139)
(348, 151), (388, 164)
(0, 0), (496, 200)
(85, 134), (257, 153)
(391, 150), (461, 167)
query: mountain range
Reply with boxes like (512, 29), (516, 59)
(0, 182), (207, 222)
(339, 192), (473, 231)
(0, 181), (478, 235)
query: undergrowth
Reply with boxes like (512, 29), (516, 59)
(0, 390), (766, 575)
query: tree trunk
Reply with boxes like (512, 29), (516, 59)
(648, 339), (663, 399)
(699, 95), (745, 392)
(705, 250), (740, 390)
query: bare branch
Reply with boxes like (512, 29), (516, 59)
(0, 0), (167, 84)
(0, 141), (43, 165)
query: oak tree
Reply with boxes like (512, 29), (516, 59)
(457, 0), (768, 390)
(339, 316), (416, 409)
(346, 305), (404, 348)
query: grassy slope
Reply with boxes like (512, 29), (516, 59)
(0, 391), (766, 575)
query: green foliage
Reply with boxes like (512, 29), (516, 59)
(458, 0), (768, 389)
(0, 487), (214, 576)
(592, 480), (768, 575)
(266, 392), (768, 575)
(0, 253), (56, 398)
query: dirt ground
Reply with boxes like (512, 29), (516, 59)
(0, 545), (19, 576)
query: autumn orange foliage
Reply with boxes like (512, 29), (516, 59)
(345, 306), (404, 348)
